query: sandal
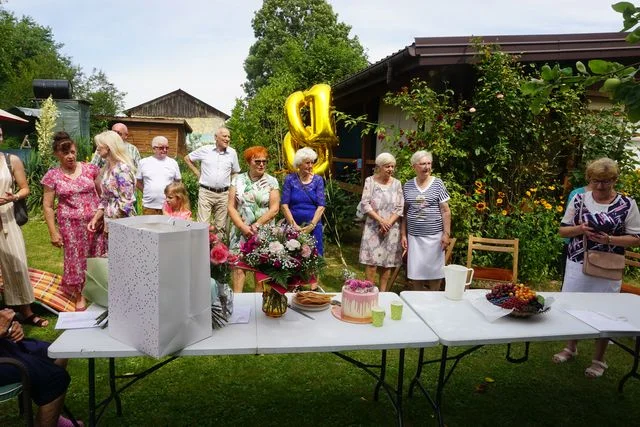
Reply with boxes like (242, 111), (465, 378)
(585, 360), (608, 378)
(21, 314), (49, 328)
(553, 347), (578, 364)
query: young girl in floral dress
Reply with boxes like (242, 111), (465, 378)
(162, 182), (192, 220)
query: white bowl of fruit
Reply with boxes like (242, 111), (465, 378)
(485, 283), (549, 318)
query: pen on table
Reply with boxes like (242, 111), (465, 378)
(94, 310), (108, 327)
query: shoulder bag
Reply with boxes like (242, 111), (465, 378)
(579, 195), (625, 280)
(4, 153), (28, 226)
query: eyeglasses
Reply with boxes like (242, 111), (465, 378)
(590, 179), (614, 185)
(153, 146), (169, 151)
(253, 160), (268, 165)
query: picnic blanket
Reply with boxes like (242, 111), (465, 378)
(0, 268), (78, 313)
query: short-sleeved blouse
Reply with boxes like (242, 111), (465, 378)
(41, 163), (101, 221)
(403, 177), (450, 236)
(562, 191), (640, 262)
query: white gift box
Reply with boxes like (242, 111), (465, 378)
(108, 216), (212, 357)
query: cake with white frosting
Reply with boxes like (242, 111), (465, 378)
(341, 279), (379, 322)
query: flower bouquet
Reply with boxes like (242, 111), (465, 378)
(240, 224), (325, 316)
(209, 228), (238, 327)
(485, 283), (548, 317)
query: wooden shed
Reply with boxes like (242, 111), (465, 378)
(105, 117), (192, 158)
(125, 89), (229, 143)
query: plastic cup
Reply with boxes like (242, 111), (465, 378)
(371, 306), (385, 327)
(390, 301), (403, 320)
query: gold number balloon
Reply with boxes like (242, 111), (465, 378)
(283, 83), (338, 174)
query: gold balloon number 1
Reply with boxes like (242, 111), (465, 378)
(283, 83), (338, 174)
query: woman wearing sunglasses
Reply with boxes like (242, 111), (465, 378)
(228, 146), (280, 292)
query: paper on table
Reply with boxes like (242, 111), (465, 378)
(564, 309), (640, 333)
(468, 295), (513, 322)
(55, 311), (105, 330)
(228, 305), (251, 324)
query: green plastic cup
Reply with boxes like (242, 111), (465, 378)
(371, 306), (385, 327)
(390, 301), (403, 320)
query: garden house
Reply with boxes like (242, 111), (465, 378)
(332, 32), (640, 189)
(124, 89), (229, 150)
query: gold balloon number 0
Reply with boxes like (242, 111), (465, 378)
(283, 83), (338, 174)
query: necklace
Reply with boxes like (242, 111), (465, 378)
(248, 172), (261, 182)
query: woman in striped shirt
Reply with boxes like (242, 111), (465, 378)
(401, 151), (451, 290)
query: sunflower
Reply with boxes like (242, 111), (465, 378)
(556, 205), (564, 213)
(475, 202), (488, 211)
(501, 209), (508, 216)
(474, 180), (483, 189)
(496, 198), (503, 205)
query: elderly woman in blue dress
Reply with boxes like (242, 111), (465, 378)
(281, 147), (325, 254)
(553, 158), (640, 378)
(400, 150), (451, 291)
(358, 153), (404, 291)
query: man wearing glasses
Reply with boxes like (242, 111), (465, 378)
(91, 123), (141, 170)
(184, 126), (240, 231)
(136, 136), (181, 215)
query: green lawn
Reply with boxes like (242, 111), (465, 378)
(2, 220), (640, 426)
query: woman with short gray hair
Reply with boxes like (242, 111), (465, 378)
(358, 152), (404, 291)
(281, 147), (326, 271)
(401, 150), (451, 291)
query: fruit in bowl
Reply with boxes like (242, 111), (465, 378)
(486, 283), (547, 317)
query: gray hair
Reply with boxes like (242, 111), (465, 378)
(375, 152), (396, 167)
(293, 147), (318, 168)
(151, 135), (168, 148)
(410, 150), (432, 166)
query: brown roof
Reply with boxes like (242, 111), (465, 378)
(333, 32), (640, 101)
(99, 116), (193, 133)
(124, 89), (229, 119)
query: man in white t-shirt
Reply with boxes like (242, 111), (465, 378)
(136, 136), (181, 215)
(184, 127), (240, 230)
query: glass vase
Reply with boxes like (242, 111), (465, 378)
(262, 282), (288, 318)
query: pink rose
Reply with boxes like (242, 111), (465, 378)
(301, 244), (312, 258)
(210, 243), (229, 265)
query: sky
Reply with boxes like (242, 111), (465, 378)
(2, 0), (625, 115)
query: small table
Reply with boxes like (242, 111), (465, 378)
(400, 290), (603, 426)
(49, 294), (258, 427)
(257, 292), (440, 426)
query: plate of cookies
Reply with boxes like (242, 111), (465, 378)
(292, 291), (333, 311)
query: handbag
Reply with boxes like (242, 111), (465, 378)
(355, 177), (374, 223)
(578, 197), (625, 280)
(4, 153), (28, 226)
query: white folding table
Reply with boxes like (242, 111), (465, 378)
(256, 292), (439, 426)
(48, 294), (258, 427)
(49, 292), (439, 427)
(400, 290), (604, 427)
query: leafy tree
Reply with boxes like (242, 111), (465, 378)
(232, 0), (368, 174)
(0, 9), (125, 131)
(243, 0), (367, 96)
(73, 68), (127, 135)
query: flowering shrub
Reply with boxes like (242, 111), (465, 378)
(240, 224), (326, 291)
(209, 228), (238, 284)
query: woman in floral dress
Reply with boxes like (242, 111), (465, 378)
(42, 132), (106, 311)
(87, 130), (136, 242)
(228, 146), (280, 292)
(358, 153), (404, 291)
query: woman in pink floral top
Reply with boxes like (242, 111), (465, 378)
(88, 130), (136, 239)
(42, 132), (106, 310)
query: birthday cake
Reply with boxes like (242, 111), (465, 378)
(341, 279), (379, 322)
